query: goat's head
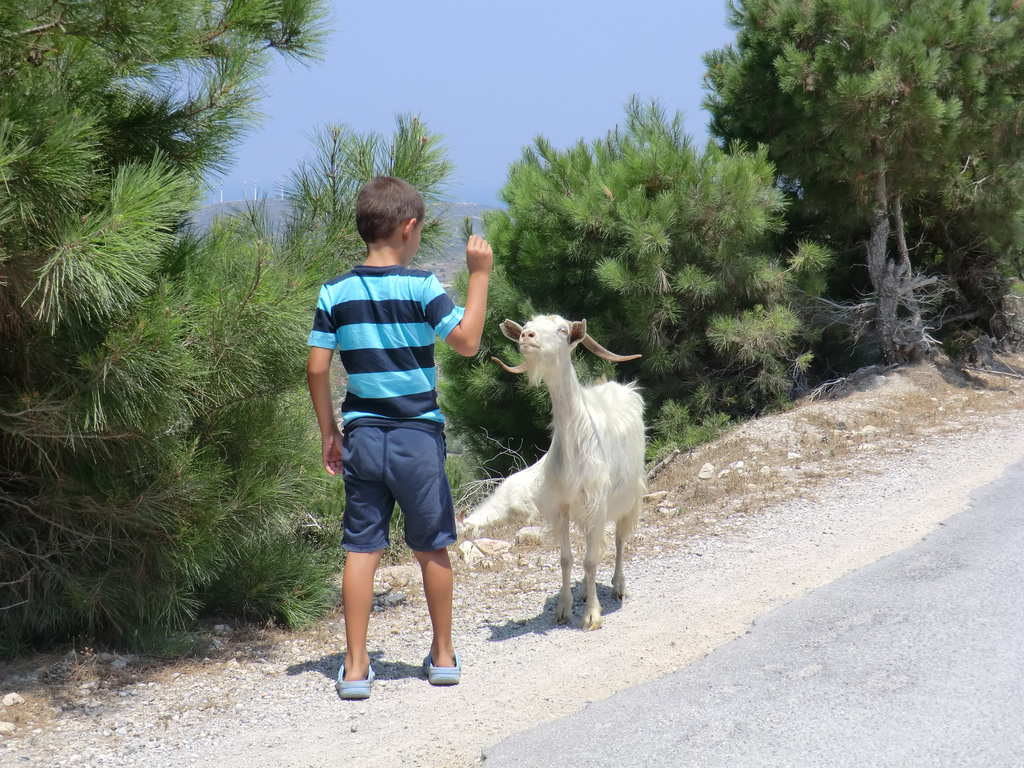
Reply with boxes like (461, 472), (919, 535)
(491, 314), (641, 381)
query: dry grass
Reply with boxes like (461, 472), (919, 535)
(648, 355), (1024, 530)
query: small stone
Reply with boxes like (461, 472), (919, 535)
(760, 466), (772, 476)
(458, 540), (484, 566)
(698, 462), (715, 480)
(96, 653), (116, 663)
(208, 637), (225, 651)
(375, 591), (407, 608)
(730, 460), (745, 470)
(857, 425), (880, 436)
(0, 721), (15, 734)
(747, 443), (765, 453)
(2, 693), (24, 707)
(226, 658), (240, 668)
(643, 491), (669, 502)
(718, 469), (730, 478)
(110, 657), (129, 670)
(473, 538), (512, 557)
(375, 565), (419, 591)
(787, 451), (802, 460)
(213, 624), (232, 635)
(513, 526), (544, 546)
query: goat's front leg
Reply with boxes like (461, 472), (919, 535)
(554, 508), (573, 624)
(582, 520), (607, 631)
(612, 505), (638, 600)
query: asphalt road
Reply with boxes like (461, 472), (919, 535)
(484, 459), (1024, 768)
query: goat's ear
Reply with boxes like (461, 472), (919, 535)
(500, 319), (524, 342)
(568, 320), (587, 348)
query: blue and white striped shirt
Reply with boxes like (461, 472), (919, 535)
(307, 265), (464, 425)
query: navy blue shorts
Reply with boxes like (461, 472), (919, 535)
(341, 417), (456, 553)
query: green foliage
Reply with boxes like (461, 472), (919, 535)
(704, 0), (1024, 351)
(285, 116), (454, 270)
(0, 0), (452, 655)
(440, 100), (827, 472)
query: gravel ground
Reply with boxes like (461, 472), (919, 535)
(3, 369), (1024, 768)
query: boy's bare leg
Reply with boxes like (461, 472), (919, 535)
(414, 548), (455, 667)
(342, 550), (382, 681)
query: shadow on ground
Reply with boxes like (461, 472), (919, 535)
(286, 651), (422, 682)
(484, 581), (622, 641)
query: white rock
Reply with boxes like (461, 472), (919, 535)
(698, 462), (715, 480)
(760, 466), (772, 476)
(458, 540), (485, 566)
(2, 693), (24, 707)
(513, 526), (544, 546)
(375, 564), (419, 591)
(0, 721), (14, 734)
(643, 490), (669, 502)
(858, 425), (880, 435)
(730, 460), (746, 470)
(212, 624), (232, 635)
(747, 443), (765, 453)
(718, 469), (730, 478)
(473, 538), (512, 557)
(787, 451), (802, 460)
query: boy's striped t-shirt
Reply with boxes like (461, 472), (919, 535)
(307, 265), (464, 425)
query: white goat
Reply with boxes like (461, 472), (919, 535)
(464, 315), (645, 630)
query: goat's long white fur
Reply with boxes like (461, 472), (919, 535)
(465, 315), (645, 630)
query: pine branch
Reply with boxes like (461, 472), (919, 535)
(12, 18), (65, 37)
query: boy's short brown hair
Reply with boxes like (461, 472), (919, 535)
(355, 176), (425, 243)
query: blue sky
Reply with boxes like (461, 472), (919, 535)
(211, 0), (735, 206)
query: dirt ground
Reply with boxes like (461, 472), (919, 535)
(2, 357), (1024, 768)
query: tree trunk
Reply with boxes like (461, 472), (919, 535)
(865, 151), (925, 364)
(892, 194), (926, 361)
(866, 159), (900, 364)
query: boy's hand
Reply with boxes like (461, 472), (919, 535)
(322, 428), (343, 476)
(466, 235), (493, 275)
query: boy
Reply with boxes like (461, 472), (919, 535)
(306, 176), (492, 700)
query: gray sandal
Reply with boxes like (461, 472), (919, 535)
(336, 663), (375, 700)
(424, 652), (461, 686)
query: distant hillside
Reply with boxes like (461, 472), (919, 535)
(190, 200), (495, 288)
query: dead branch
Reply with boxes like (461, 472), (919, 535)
(963, 367), (1024, 380)
(647, 448), (681, 481)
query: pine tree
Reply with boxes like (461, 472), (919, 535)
(439, 100), (828, 473)
(0, 2), (451, 655)
(704, 0), (1024, 363)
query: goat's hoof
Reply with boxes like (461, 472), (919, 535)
(554, 601), (572, 624)
(612, 580), (626, 600)
(582, 613), (603, 631)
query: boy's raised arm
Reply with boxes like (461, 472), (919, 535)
(446, 234), (493, 357)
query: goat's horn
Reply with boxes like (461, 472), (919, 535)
(581, 335), (642, 363)
(491, 356), (528, 374)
